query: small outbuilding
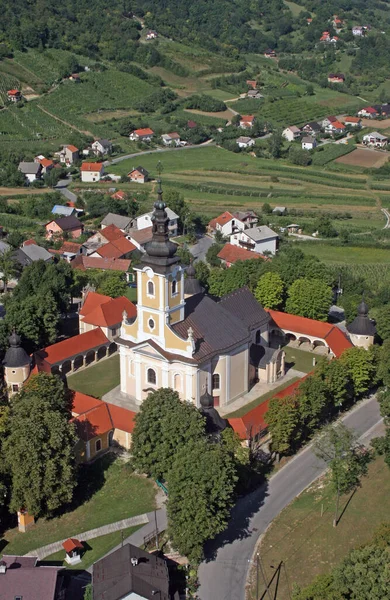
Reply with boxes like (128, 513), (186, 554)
(62, 538), (83, 565)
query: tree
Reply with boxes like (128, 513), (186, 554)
(194, 261), (210, 289)
(298, 375), (330, 434)
(3, 374), (77, 516)
(97, 272), (128, 297)
(314, 423), (369, 527)
(0, 250), (17, 292)
(262, 202), (273, 215)
(286, 278), (332, 321)
(254, 272), (285, 309)
(268, 129), (283, 159)
(5, 293), (59, 351)
(164, 189), (186, 231)
(206, 243), (223, 267)
(315, 216), (338, 238)
(131, 389), (206, 479)
(317, 358), (351, 409)
(289, 146), (312, 166)
(266, 394), (301, 455)
(339, 347), (376, 398)
(333, 544), (390, 598)
(375, 305), (390, 341)
(306, 83), (315, 96)
(167, 438), (237, 563)
(377, 340), (390, 387)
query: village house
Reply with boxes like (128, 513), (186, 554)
(0, 555), (66, 600)
(327, 73), (345, 83)
(129, 128), (154, 142)
(301, 136), (317, 150)
(127, 227), (153, 251)
(324, 120), (346, 135)
(321, 116), (337, 128)
(332, 16), (344, 30)
(239, 115), (255, 129)
(45, 215), (84, 240)
(272, 206), (287, 215)
(132, 207), (179, 237)
(7, 89), (22, 102)
(101, 213), (132, 233)
(246, 79), (257, 89)
(358, 106), (379, 119)
(92, 139), (112, 156)
(352, 25), (364, 36)
(111, 190), (128, 201)
(50, 240), (82, 262)
(302, 121), (322, 137)
(264, 49), (276, 58)
(234, 210), (258, 228)
(79, 290), (136, 340)
(208, 211), (246, 237)
(230, 225), (279, 255)
(247, 89), (263, 99)
(59, 144), (79, 165)
(161, 132), (181, 146)
(72, 255), (131, 277)
(282, 126), (301, 142)
(51, 205), (76, 218)
(128, 166), (149, 183)
(146, 30), (158, 40)
(18, 161), (42, 183)
(91, 236), (137, 260)
(363, 131), (388, 147)
(217, 243), (265, 267)
(80, 162), (104, 182)
(343, 116), (362, 128)
(14, 243), (53, 267)
(82, 223), (131, 256)
(236, 136), (255, 149)
(34, 155), (54, 174)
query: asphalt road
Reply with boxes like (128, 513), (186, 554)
(107, 140), (216, 166)
(197, 396), (383, 600)
(55, 177), (78, 203)
(190, 235), (214, 262)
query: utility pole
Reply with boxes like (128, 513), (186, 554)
(333, 481), (340, 527)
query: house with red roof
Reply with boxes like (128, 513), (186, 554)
(324, 120), (346, 135)
(80, 162), (104, 182)
(79, 290), (136, 340)
(327, 73), (345, 84)
(343, 116), (362, 128)
(217, 243), (265, 267)
(358, 106), (379, 119)
(207, 211), (246, 236)
(111, 190), (128, 201)
(239, 115), (255, 129)
(91, 236), (137, 261)
(7, 89), (22, 102)
(71, 255), (131, 275)
(129, 128), (154, 142)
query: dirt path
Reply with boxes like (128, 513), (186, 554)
(36, 104), (95, 137)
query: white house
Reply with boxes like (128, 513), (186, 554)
(208, 211), (246, 237)
(239, 115), (255, 129)
(132, 207), (179, 237)
(363, 132), (388, 147)
(129, 128), (154, 142)
(80, 162), (104, 182)
(301, 136), (317, 150)
(282, 126), (301, 142)
(352, 26), (364, 36)
(324, 120), (346, 135)
(357, 106), (379, 119)
(236, 136), (255, 149)
(92, 139), (112, 156)
(146, 30), (158, 40)
(161, 132), (181, 146)
(18, 162), (42, 183)
(230, 225), (279, 255)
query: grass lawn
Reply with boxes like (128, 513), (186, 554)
(249, 456), (390, 600)
(284, 346), (317, 373)
(125, 286), (137, 303)
(67, 354), (120, 398)
(297, 242), (390, 264)
(225, 377), (300, 418)
(42, 525), (141, 570)
(1, 455), (155, 557)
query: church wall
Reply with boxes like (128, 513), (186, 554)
(142, 311), (162, 337)
(79, 320), (96, 335)
(5, 365), (30, 393)
(211, 355), (227, 405)
(167, 275), (182, 309)
(164, 325), (190, 353)
(229, 346), (249, 400)
(141, 272), (161, 310)
(350, 333), (374, 349)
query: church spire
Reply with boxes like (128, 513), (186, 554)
(141, 180), (180, 273)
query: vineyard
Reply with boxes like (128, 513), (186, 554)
(0, 73), (21, 105)
(0, 102), (73, 142)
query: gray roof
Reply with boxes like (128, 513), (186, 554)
(3, 332), (30, 368)
(250, 344), (281, 368)
(0, 555), (62, 600)
(96, 138), (111, 148)
(93, 543), (170, 600)
(51, 205), (75, 217)
(137, 207), (179, 223)
(130, 165), (149, 177)
(236, 136), (253, 143)
(302, 136), (315, 143)
(173, 286), (269, 362)
(101, 213), (132, 230)
(347, 300), (376, 336)
(20, 245), (53, 262)
(364, 131), (388, 140)
(244, 225), (278, 242)
(50, 215), (82, 231)
(18, 162), (41, 174)
(304, 122), (321, 131)
(272, 206), (286, 213)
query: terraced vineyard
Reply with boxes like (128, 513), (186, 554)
(0, 72), (20, 105)
(0, 102), (73, 142)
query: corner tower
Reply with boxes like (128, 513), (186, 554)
(3, 331), (31, 396)
(347, 298), (376, 349)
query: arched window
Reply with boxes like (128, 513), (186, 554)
(147, 280), (154, 296)
(95, 439), (102, 452)
(212, 373), (220, 390)
(172, 279), (177, 296)
(255, 330), (261, 344)
(147, 368), (156, 385)
(174, 373), (181, 391)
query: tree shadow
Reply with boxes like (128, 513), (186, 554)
(337, 488), (357, 526)
(203, 479), (269, 562)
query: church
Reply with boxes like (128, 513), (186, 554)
(117, 184), (285, 409)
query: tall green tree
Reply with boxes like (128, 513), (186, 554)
(131, 388), (206, 479)
(266, 394), (301, 455)
(97, 272), (128, 297)
(3, 374), (77, 516)
(285, 278), (332, 321)
(314, 423), (369, 527)
(167, 438), (237, 563)
(317, 358), (351, 409)
(268, 129), (283, 159)
(5, 293), (59, 350)
(254, 272), (285, 309)
(339, 347), (376, 398)
(0, 249), (17, 292)
(375, 304), (390, 341)
(298, 375), (330, 434)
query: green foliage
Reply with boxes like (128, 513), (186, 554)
(0, 250), (17, 291)
(268, 129), (283, 159)
(194, 261), (210, 289)
(184, 95), (226, 112)
(97, 272), (128, 298)
(167, 438), (237, 563)
(131, 388), (206, 480)
(206, 243), (223, 268)
(339, 347), (376, 398)
(286, 278), (332, 321)
(333, 545), (390, 599)
(298, 375), (330, 433)
(83, 584), (93, 600)
(289, 146), (312, 166)
(375, 305), (390, 341)
(3, 374), (77, 516)
(254, 272), (285, 309)
(315, 216), (338, 238)
(266, 395), (301, 455)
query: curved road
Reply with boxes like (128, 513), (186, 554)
(198, 396), (383, 600)
(107, 140), (216, 166)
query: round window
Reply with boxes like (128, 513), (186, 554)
(148, 318), (155, 330)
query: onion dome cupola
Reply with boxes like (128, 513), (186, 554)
(184, 260), (204, 298)
(141, 180), (180, 274)
(200, 385), (227, 434)
(3, 331), (30, 369)
(347, 297), (376, 348)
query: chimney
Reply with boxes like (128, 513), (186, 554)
(130, 557), (138, 567)
(0, 560), (7, 574)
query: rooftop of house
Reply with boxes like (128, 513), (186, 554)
(18, 162), (41, 175)
(236, 136), (254, 143)
(365, 131), (388, 140)
(57, 240), (82, 254)
(135, 207), (179, 223)
(93, 543), (170, 600)
(244, 225), (278, 242)
(71, 255), (131, 272)
(94, 138), (111, 148)
(62, 538), (83, 553)
(80, 162), (104, 172)
(217, 243), (265, 264)
(111, 190), (128, 200)
(96, 237), (137, 259)
(51, 205), (75, 217)
(287, 125), (301, 133)
(101, 213), (132, 231)
(344, 116), (360, 122)
(304, 121), (321, 131)
(302, 136), (315, 143)
(47, 215), (83, 231)
(129, 166), (149, 176)
(71, 391), (136, 434)
(80, 291), (136, 327)
(208, 211), (237, 229)
(40, 158), (54, 168)
(14, 245), (53, 265)
(66, 144), (79, 152)
(0, 555), (63, 600)
(35, 328), (109, 367)
(128, 226), (153, 245)
(133, 128), (154, 136)
(162, 132), (180, 139)
(72, 403), (113, 442)
(240, 115), (255, 122)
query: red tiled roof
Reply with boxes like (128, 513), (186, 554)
(344, 116), (360, 123)
(40, 158), (54, 168)
(97, 237), (136, 259)
(35, 329), (109, 366)
(332, 120), (345, 129)
(7, 89), (20, 95)
(58, 241), (82, 254)
(67, 145), (79, 152)
(63, 538), (83, 553)
(108, 403), (136, 433)
(71, 391), (102, 415)
(328, 115), (337, 122)
(365, 106), (378, 114)
(111, 191), (128, 201)
(80, 291), (136, 327)
(217, 243), (265, 264)
(72, 255), (131, 272)
(166, 132), (180, 139)
(101, 224), (125, 242)
(267, 310), (352, 357)
(208, 211), (235, 230)
(80, 162), (104, 172)
(73, 403), (113, 441)
(240, 115), (255, 122)
(23, 239), (37, 246)
(134, 128), (154, 136)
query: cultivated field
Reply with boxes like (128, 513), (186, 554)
(361, 118), (390, 129)
(336, 148), (389, 168)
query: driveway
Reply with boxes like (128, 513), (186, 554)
(189, 235), (214, 262)
(55, 177), (78, 203)
(197, 396), (383, 600)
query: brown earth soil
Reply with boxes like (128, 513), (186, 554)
(335, 148), (388, 168)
